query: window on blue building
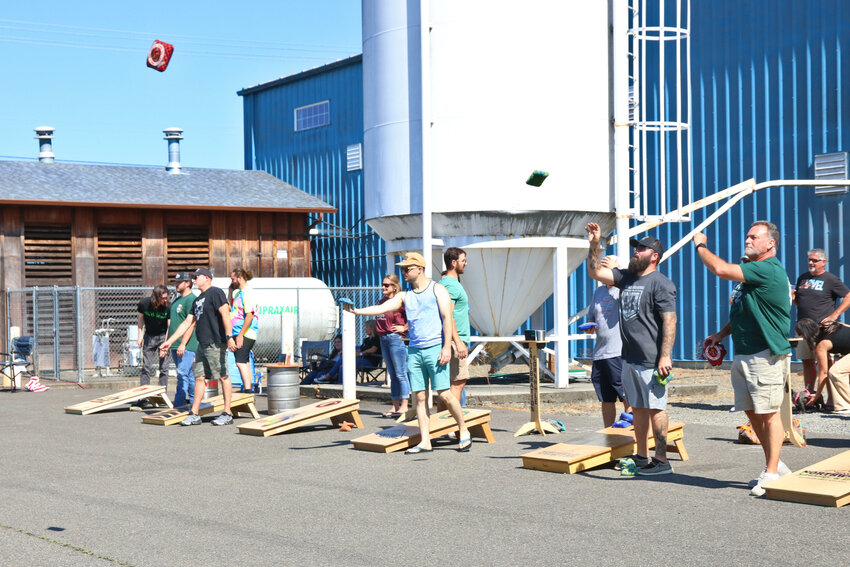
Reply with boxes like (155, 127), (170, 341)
(294, 101), (330, 131)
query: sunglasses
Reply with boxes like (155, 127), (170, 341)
(808, 258), (824, 263)
(381, 283), (393, 287)
(402, 266), (420, 273)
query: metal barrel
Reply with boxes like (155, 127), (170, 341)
(266, 363), (301, 414)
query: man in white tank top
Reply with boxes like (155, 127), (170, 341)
(345, 252), (471, 453)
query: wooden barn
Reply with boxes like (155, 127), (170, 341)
(0, 129), (335, 363)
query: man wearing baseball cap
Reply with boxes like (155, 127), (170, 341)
(160, 267), (237, 426)
(343, 251), (471, 454)
(585, 223), (678, 475)
(168, 271), (198, 407)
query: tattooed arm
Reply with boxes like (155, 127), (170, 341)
(657, 311), (677, 377)
(585, 222), (616, 285)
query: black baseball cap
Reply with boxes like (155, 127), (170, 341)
(192, 268), (213, 279)
(174, 271), (192, 282)
(629, 235), (665, 256)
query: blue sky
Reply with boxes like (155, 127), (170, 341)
(0, 1), (361, 170)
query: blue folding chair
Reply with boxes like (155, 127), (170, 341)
(1, 336), (34, 393)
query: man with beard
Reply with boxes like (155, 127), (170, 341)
(343, 252), (471, 454)
(696, 221), (793, 496)
(585, 222), (678, 475)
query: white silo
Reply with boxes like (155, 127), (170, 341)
(362, 1), (617, 385)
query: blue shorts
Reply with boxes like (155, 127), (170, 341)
(590, 357), (626, 403)
(407, 344), (450, 392)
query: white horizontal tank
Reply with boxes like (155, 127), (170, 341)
(211, 277), (337, 358)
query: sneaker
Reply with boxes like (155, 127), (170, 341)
(636, 458), (673, 476)
(748, 461), (792, 488)
(138, 398), (154, 410)
(180, 413), (201, 426)
(315, 375), (333, 384)
(212, 412), (233, 426)
(615, 454), (649, 470)
(750, 472), (780, 496)
(833, 408), (850, 415)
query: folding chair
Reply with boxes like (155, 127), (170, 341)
(357, 360), (387, 385)
(1, 336), (34, 393)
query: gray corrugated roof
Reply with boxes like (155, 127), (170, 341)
(0, 160), (336, 213)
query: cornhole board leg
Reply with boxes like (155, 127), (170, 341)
(231, 401), (260, 419)
(329, 410), (364, 429)
(781, 356), (806, 447)
(237, 399), (363, 437)
(764, 449), (850, 507)
(597, 423), (688, 461)
(351, 409), (493, 453)
(514, 419), (560, 437)
(149, 394), (173, 409)
(65, 385), (169, 415)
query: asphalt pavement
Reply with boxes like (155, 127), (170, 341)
(1, 388), (849, 567)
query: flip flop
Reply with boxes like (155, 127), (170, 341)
(382, 411), (395, 418)
(458, 436), (472, 452)
(405, 445), (433, 455)
(390, 411), (404, 418)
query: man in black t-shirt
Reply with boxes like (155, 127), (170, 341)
(794, 248), (850, 392)
(137, 285), (171, 398)
(160, 268), (237, 426)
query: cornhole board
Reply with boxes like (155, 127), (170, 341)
(141, 392), (259, 425)
(351, 408), (494, 453)
(237, 398), (363, 437)
(780, 355), (806, 447)
(764, 449), (850, 507)
(65, 385), (172, 415)
(521, 422), (686, 474)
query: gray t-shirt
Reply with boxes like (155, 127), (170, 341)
(612, 268), (677, 366)
(590, 285), (622, 361)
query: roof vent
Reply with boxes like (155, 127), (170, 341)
(163, 127), (183, 173)
(34, 126), (55, 163)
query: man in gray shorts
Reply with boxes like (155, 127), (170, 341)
(586, 223), (678, 475)
(696, 221), (793, 496)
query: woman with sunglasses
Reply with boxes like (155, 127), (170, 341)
(795, 318), (850, 413)
(375, 274), (410, 417)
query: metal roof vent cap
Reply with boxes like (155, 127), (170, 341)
(34, 126), (55, 163)
(163, 127), (183, 173)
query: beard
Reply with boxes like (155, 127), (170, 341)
(628, 254), (651, 274)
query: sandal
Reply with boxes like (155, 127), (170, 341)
(458, 436), (472, 452)
(405, 444), (433, 454)
(382, 411), (395, 418)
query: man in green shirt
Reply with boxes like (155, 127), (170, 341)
(438, 247), (470, 410)
(169, 272), (199, 407)
(694, 220), (793, 497)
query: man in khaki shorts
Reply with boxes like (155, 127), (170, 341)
(695, 221), (793, 496)
(438, 247), (470, 413)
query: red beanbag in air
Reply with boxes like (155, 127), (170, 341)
(146, 40), (174, 72)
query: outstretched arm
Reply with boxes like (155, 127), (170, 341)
(345, 294), (404, 317)
(693, 233), (745, 282)
(585, 223), (616, 286)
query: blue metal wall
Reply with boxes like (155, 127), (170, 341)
(240, 56), (386, 287)
(568, 0), (850, 362)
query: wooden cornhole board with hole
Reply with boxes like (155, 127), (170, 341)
(764, 449), (850, 507)
(65, 385), (172, 415)
(141, 392), (259, 425)
(351, 408), (494, 453)
(521, 422), (687, 474)
(237, 398), (363, 437)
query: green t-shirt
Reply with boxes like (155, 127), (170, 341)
(169, 293), (199, 352)
(439, 276), (470, 342)
(729, 257), (792, 355)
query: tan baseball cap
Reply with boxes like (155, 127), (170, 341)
(396, 252), (426, 268)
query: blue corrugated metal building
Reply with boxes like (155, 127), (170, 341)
(561, 1), (849, 362)
(240, 3), (850, 361)
(238, 55), (385, 287)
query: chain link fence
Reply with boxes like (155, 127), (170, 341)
(5, 285), (383, 383)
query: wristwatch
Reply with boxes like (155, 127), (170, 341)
(695, 243), (707, 251)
